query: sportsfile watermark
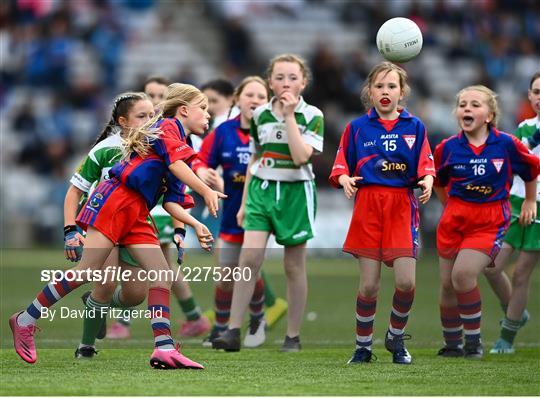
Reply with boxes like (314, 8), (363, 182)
(39, 306), (161, 322)
(40, 265), (252, 284)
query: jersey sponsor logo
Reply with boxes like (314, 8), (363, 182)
(175, 144), (190, 152)
(364, 140), (376, 147)
(465, 183), (492, 195)
(260, 157), (276, 168)
(232, 172), (246, 184)
(380, 133), (398, 139)
(402, 135), (416, 149)
(381, 161), (407, 172)
(453, 164), (466, 170)
(469, 158), (487, 164)
(222, 152), (232, 157)
(491, 158), (504, 173)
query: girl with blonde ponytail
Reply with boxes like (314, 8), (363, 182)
(10, 84), (225, 369)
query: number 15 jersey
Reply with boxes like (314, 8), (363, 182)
(329, 108), (435, 188)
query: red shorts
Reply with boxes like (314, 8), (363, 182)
(76, 180), (159, 246)
(437, 197), (511, 261)
(343, 185), (419, 266)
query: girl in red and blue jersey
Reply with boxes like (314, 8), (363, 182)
(329, 62), (435, 365)
(9, 83), (225, 369)
(193, 76), (281, 348)
(434, 85), (539, 359)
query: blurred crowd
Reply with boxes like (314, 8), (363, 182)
(1, 0), (539, 245)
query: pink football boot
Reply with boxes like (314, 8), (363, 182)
(150, 343), (204, 369)
(9, 312), (39, 364)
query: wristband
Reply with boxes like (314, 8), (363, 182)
(64, 225), (78, 236)
(174, 227), (186, 238)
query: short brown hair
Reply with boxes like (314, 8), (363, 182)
(360, 62), (410, 109)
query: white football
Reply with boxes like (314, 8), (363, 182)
(376, 17), (423, 63)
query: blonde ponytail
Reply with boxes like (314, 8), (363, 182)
(122, 83), (205, 159)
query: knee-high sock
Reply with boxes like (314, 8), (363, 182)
(214, 286), (233, 331)
(440, 305), (463, 348)
(355, 294), (377, 351)
(81, 295), (110, 346)
(148, 287), (174, 351)
(456, 286), (482, 344)
(387, 288), (415, 338)
(18, 273), (82, 327)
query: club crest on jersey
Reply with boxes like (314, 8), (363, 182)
(402, 135), (416, 149)
(89, 193), (104, 208)
(491, 158), (504, 173)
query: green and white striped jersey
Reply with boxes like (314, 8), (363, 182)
(510, 116), (540, 202)
(70, 133), (123, 193)
(249, 96), (324, 181)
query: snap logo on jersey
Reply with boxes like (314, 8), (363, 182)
(402, 135), (416, 149)
(465, 183), (493, 195)
(381, 161), (407, 172)
(232, 172), (246, 184)
(491, 158), (504, 173)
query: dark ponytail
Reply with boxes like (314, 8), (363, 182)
(92, 92), (149, 147)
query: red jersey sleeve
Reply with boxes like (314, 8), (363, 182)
(154, 119), (196, 166)
(192, 130), (216, 173)
(508, 135), (540, 181)
(417, 129), (436, 179)
(433, 140), (446, 187)
(328, 123), (353, 188)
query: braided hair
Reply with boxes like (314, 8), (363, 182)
(93, 92), (149, 147)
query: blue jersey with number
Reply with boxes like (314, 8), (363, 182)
(434, 128), (539, 203)
(329, 108), (435, 188)
(192, 116), (250, 242)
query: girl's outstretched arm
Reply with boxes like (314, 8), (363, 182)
(169, 160), (227, 217)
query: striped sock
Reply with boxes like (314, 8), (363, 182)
(81, 295), (110, 346)
(440, 305), (463, 348)
(387, 288), (415, 339)
(18, 272), (82, 327)
(356, 294), (377, 351)
(500, 316), (521, 345)
(456, 286), (482, 344)
(111, 286), (132, 326)
(179, 297), (202, 321)
(148, 287), (174, 351)
(215, 286), (232, 331)
(249, 278), (265, 323)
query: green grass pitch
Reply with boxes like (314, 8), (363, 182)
(1, 249), (539, 396)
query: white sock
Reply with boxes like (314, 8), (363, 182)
(17, 311), (36, 327)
